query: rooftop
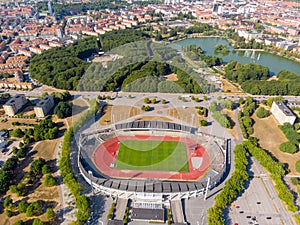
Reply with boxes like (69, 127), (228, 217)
(274, 101), (295, 117)
(131, 208), (164, 221)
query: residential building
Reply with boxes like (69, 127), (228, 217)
(3, 94), (27, 116)
(34, 95), (55, 118)
(271, 101), (296, 125)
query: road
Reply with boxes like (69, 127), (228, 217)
(2, 86), (300, 104)
(226, 158), (296, 225)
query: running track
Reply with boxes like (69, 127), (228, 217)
(93, 136), (210, 181)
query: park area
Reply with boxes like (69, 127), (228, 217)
(115, 139), (189, 172)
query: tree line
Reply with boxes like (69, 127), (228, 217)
(208, 143), (249, 225)
(59, 100), (99, 224)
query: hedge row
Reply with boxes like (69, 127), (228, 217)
(207, 143), (249, 225)
(59, 100), (98, 224)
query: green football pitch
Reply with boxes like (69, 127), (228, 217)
(115, 140), (189, 172)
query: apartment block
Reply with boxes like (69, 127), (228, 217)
(3, 94), (27, 116)
(271, 101), (296, 125)
(34, 95), (55, 118)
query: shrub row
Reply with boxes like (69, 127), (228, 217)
(207, 143), (249, 225)
(59, 100), (98, 223)
(242, 140), (297, 212)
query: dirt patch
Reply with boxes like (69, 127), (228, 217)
(218, 77), (242, 93)
(168, 107), (200, 127)
(100, 105), (141, 125)
(252, 113), (300, 175)
(164, 73), (178, 81)
(223, 109), (239, 140)
(267, 76), (279, 81)
(0, 117), (38, 130)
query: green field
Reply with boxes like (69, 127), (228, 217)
(115, 140), (189, 172)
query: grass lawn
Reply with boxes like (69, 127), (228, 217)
(115, 140), (189, 172)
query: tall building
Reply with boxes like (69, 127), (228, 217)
(271, 101), (296, 125)
(48, 1), (53, 16)
(34, 95), (55, 118)
(3, 94), (27, 116)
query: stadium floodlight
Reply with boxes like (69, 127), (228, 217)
(88, 170), (94, 194)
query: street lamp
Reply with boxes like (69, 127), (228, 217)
(88, 170), (94, 194)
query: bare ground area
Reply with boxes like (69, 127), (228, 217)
(100, 105), (141, 125)
(223, 109), (239, 140)
(0, 137), (60, 224)
(164, 73), (178, 81)
(218, 77), (242, 93)
(252, 113), (300, 175)
(0, 117), (38, 130)
(168, 107), (200, 127)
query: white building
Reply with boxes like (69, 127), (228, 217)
(271, 101), (296, 125)
(34, 95), (55, 118)
(3, 94), (27, 116)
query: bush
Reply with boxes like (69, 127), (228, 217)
(5, 209), (12, 217)
(44, 174), (57, 187)
(3, 196), (12, 208)
(42, 164), (52, 174)
(10, 128), (24, 138)
(46, 207), (56, 220)
(200, 120), (208, 126)
(18, 200), (29, 213)
(279, 142), (298, 154)
(256, 107), (269, 118)
(13, 220), (24, 225)
(291, 178), (300, 185)
(296, 160), (300, 173)
(30, 158), (46, 175)
(212, 111), (231, 128)
(26, 202), (42, 217)
(32, 218), (45, 225)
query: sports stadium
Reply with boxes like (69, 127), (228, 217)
(78, 120), (227, 201)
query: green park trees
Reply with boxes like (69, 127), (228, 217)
(256, 107), (269, 118)
(54, 102), (73, 118)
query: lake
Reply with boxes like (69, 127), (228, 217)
(171, 37), (300, 76)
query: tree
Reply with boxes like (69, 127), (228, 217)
(5, 209), (12, 217)
(76, 195), (90, 222)
(30, 158), (46, 175)
(151, 98), (156, 104)
(200, 120), (208, 126)
(13, 220), (24, 225)
(279, 142), (298, 154)
(32, 218), (45, 225)
(46, 208), (56, 220)
(256, 107), (269, 118)
(296, 160), (300, 173)
(44, 174), (57, 187)
(54, 102), (73, 119)
(10, 128), (24, 138)
(42, 164), (52, 174)
(18, 200), (29, 213)
(161, 99), (167, 104)
(144, 98), (150, 104)
(3, 196), (12, 208)
(26, 202), (43, 217)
